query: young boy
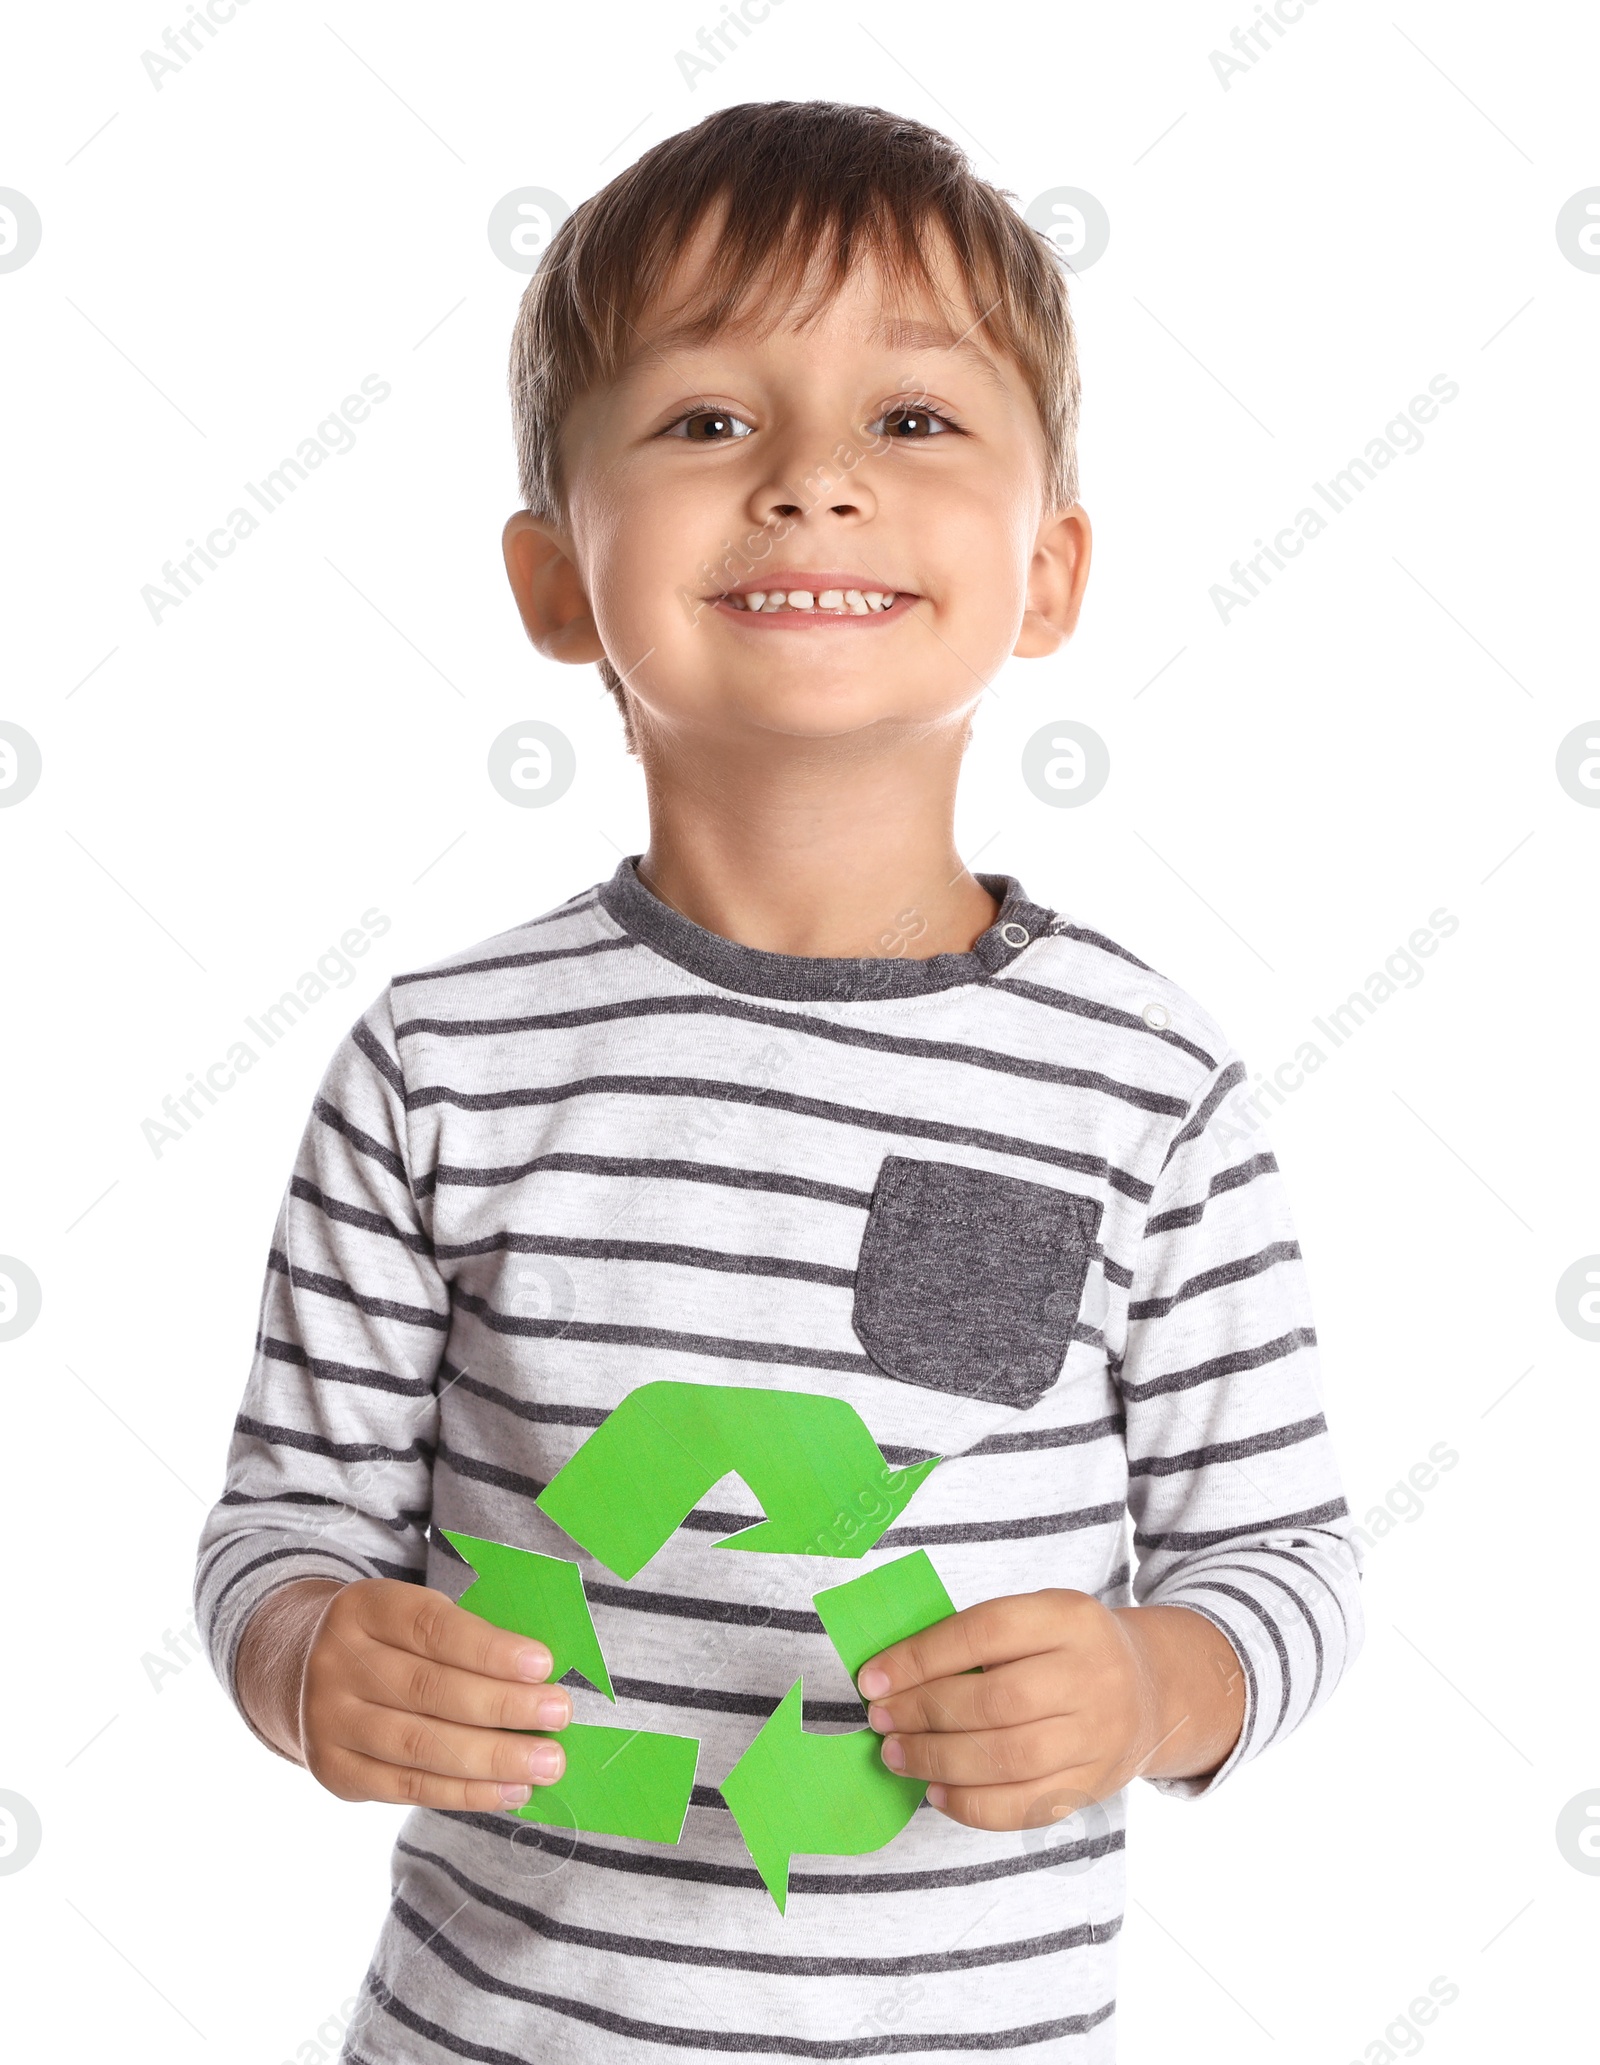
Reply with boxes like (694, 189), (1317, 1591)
(196, 100), (1363, 2061)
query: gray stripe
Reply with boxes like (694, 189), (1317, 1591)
(443, 1370), (609, 1430)
(393, 1835), (1122, 1974)
(1143, 1152), (1278, 1233)
(234, 1412), (433, 1469)
(1249, 1541), (1353, 1650)
(433, 1435), (1125, 1554)
(1187, 1558), (1327, 1712)
(434, 1384), (1119, 1461)
(259, 1332), (434, 1398)
(410, 1073), (1153, 1200)
(1135, 1498), (1349, 1552)
(1161, 1058), (1248, 1163)
(1175, 1577), (1294, 1747)
(961, 1413), (1125, 1456)
(311, 1092), (406, 1185)
(380, 1900), (1121, 2054)
(434, 1228), (857, 1288)
(998, 973), (1218, 1071)
(1159, 1596), (1261, 1764)
(289, 1176), (433, 1255)
(350, 1015), (407, 1099)
(1126, 1413), (1327, 1477)
(1119, 1327), (1318, 1401)
(1127, 1241), (1301, 1320)
(882, 1502), (1125, 1549)
(457, 1807), (1125, 1893)
(397, 991), (1189, 1119)
(450, 1288), (881, 1374)
(424, 1150), (874, 1208)
(267, 1247), (448, 1333)
(601, 1674), (867, 1726)
(206, 1541), (378, 1615)
(220, 1486), (427, 1533)
(393, 930), (633, 989)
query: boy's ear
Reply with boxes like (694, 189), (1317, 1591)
(1013, 504), (1092, 659)
(502, 511), (606, 664)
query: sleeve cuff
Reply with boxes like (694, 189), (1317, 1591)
(198, 1544), (365, 1760)
(1139, 1597), (1256, 1801)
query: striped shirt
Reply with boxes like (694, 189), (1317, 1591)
(194, 855), (1365, 2062)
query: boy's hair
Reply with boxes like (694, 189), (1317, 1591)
(509, 100), (1080, 745)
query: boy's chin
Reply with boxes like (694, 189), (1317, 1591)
(680, 670), (959, 743)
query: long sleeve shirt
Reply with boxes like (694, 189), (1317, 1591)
(194, 855), (1364, 2063)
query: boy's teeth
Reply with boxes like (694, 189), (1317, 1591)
(729, 587), (898, 612)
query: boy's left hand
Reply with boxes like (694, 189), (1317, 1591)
(856, 1588), (1239, 1830)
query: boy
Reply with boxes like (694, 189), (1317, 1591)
(196, 100), (1363, 2061)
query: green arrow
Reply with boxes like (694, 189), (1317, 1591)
(721, 1551), (958, 1911)
(441, 1530), (613, 1699)
(444, 1528), (700, 1843)
(535, 1380), (942, 1580)
(813, 1548), (957, 1681)
(509, 1722), (700, 1845)
(720, 1682), (927, 1913)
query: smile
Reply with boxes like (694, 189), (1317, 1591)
(711, 572), (918, 623)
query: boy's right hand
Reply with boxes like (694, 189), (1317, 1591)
(236, 1575), (571, 1810)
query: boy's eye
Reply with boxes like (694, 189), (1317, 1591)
(663, 408), (754, 442)
(871, 404), (954, 440)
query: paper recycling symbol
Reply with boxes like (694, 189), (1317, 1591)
(441, 1378), (954, 1912)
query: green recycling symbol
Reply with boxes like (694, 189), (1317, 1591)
(441, 1379), (953, 1912)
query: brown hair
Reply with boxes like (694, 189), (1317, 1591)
(508, 100), (1080, 745)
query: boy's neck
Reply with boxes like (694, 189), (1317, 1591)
(631, 733), (1001, 962)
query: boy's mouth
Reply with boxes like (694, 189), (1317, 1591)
(711, 572), (917, 622)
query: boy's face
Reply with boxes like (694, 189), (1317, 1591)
(506, 215), (1090, 747)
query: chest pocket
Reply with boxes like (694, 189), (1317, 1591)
(851, 1154), (1102, 1412)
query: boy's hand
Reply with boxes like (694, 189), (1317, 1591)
(237, 1576), (572, 1811)
(856, 1589), (1245, 1831)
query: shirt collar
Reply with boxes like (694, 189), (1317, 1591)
(596, 855), (1057, 1003)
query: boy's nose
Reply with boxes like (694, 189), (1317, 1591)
(763, 492), (865, 521)
(740, 415), (880, 532)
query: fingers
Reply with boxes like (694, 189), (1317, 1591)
(864, 1655), (1064, 1740)
(923, 1773), (1112, 1836)
(299, 1577), (578, 1810)
(334, 1697), (567, 1793)
(308, 1580), (573, 1733)
(320, 1739), (561, 1814)
(321, 1629), (574, 1735)
(875, 1713), (1093, 1789)
(343, 1579), (559, 1687)
(856, 1589), (1088, 1702)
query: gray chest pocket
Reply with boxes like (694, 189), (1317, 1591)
(850, 1154), (1102, 1411)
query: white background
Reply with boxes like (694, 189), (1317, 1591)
(2, 1), (1597, 2058)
